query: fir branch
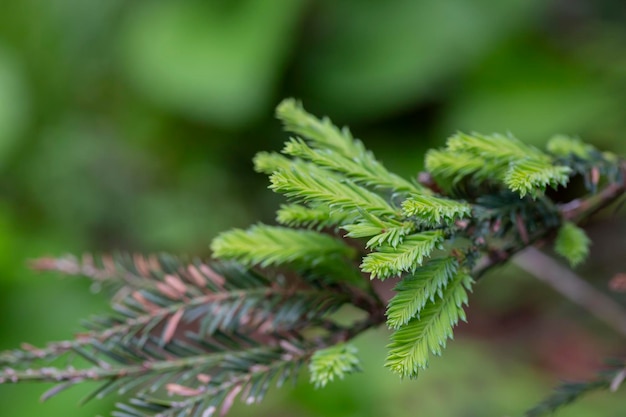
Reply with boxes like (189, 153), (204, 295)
(111, 345), (310, 417)
(276, 203), (356, 230)
(386, 257), (459, 329)
(427, 132), (572, 198)
(282, 136), (421, 194)
(342, 209), (414, 249)
(309, 343), (361, 388)
(211, 224), (356, 269)
(504, 159), (571, 198)
(401, 194), (471, 225)
(269, 163), (400, 218)
(2, 253), (381, 417)
(252, 151), (294, 175)
(525, 363), (626, 417)
(276, 99), (366, 160)
(446, 132), (546, 163)
(385, 269), (473, 378)
(361, 231), (445, 279)
(546, 135), (596, 159)
(425, 149), (493, 190)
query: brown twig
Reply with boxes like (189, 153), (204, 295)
(513, 247), (626, 337)
(559, 160), (626, 222)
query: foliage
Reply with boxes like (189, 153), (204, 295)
(525, 362), (626, 417)
(1, 100), (625, 417)
(308, 343), (362, 389)
(554, 222), (592, 267)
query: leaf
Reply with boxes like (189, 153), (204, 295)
(554, 222), (591, 267)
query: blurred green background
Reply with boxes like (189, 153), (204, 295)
(1, 0), (626, 416)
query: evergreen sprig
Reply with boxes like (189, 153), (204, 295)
(2, 254), (372, 417)
(2, 99), (625, 417)
(525, 363), (626, 417)
(401, 194), (471, 225)
(277, 99), (423, 194)
(385, 268), (473, 378)
(309, 343), (362, 389)
(210, 224), (355, 269)
(554, 221), (591, 267)
(360, 231), (445, 279)
(426, 132), (572, 198)
(386, 257), (459, 329)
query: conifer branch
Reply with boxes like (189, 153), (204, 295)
(276, 204), (356, 230)
(386, 257), (459, 329)
(211, 224), (356, 269)
(385, 269), (473, 378)
(269, 163), (400, 219)
(526, 362), (626, 417)
(276, 99), (423, 194)
(361, 231), (445, 279)
(3, 100), (626, 417)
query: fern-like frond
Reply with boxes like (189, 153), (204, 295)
(505, 159), (571, 198)
(386, 257), (459, 329)
(282, 136), (421, 194)
(211, 224), (356, 269)
(546, 135), (596, 160)
(269, 163), (399, 218)
(401, 194), (471, 225)
(276, 204), (356, 229)
(341, 209), (414, 249)
(554, 221), (591, 267)
(446, 132), (545, 162)
(253, 151), (294, 175)
(109, 343), (311, 417)
(525, 380), (609, 417)
(424, 149), (495, 192)
(525, 361), (626, 417)
(276, 99), (366, 160)
(361, 231), (445, 279)
(1, 256), (374, 417)
(427, 132), (571, 198)
(309, 343), (361, 389)
(385, 269), (473, 378)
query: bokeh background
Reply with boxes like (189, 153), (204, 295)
(1, 1), (626, 416)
